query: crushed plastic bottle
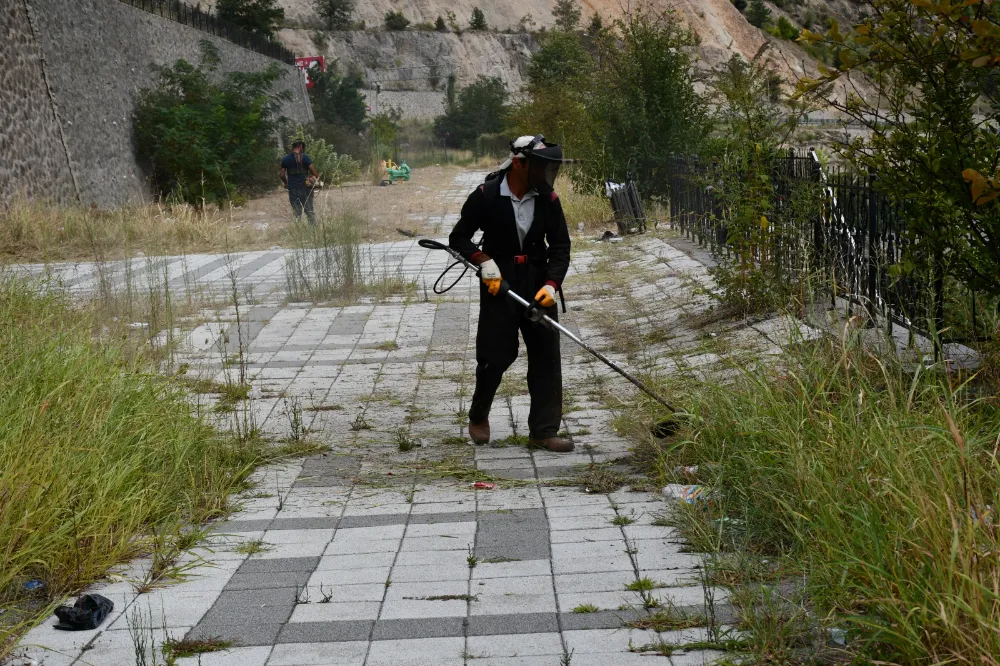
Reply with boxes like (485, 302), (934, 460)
(661, 484), (708, 503)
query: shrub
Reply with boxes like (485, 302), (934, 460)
(434, 76), (509, 148)
(216, 0), (284, 39)
(469, 7), (487, 30)
(731, 0), (748, 11)
(800, 0), (1000, 300)
(286, 127), (360, 185)
(384, 10), (410, 30)
(313, 0), (353, 30)
(435, 15), (447, 31)
(746, 0), (771, 27)
(774, 15), (799, 40)
(134, 41), (288, 205)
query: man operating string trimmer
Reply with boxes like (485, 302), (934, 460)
(449, 135), (574, 452)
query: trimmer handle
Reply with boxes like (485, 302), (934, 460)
(418, 239), (510, 297)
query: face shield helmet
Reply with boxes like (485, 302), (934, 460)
(500, 135), (568, 193)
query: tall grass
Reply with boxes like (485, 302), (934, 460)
(635, 334), (1000, 663)
(283, 208), (415, 303)
(0, 279), (265, 657)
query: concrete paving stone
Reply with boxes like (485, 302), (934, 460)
(248, 541), (329, 559)
(212, 519), (274, 533)
(315, 551), (398, 571)
(393, 549), (469, 568)
(266, 517), (341, 531)
(552, 540), (632, 561)
(466, 612), (559, 636)
(341, 502), (415, 517)
(365, 637), (465, 666)
(266, 641), (369, 665)
(563, 628), (663, 655)
(187, 622), (282, 647)
(553, 571), (645, 595)
(559, 590), (642, 612)
(224, 570), (314, 591)
(307, 566), (393, 587)
(302, 582), (387, 603)
(201, 587), (297, 625)
(370, 616), (466, 641)
(388, 564), (470, 583)
(288, 601), (381, 623)
(237, 556), (320, 574)
(70, 628), (147, 666)
(476, 457), (535, 470)
(622, 525), (680, 541)
(7, 646), (77, 666)
(404, 517), (477, 533)
(471, 658), (565, 666)
(471, 558), (552, 579)
(470, 575), (557, 615)
(550, 527), (625, 544)
(636, 551), (704, 572)
(559, 609), (645, 631)
(276, 620), (375, 644)
(106, 591), (215, 630)
(551, 552), (635, 576)
(174, 645), (271, 666)
(323, 538), (401, 557)
(545, 504), (616, 519)
(571, 653), (671, 665)
(549, 515), (624, 532)
(398, 535), (471, 552)
(540, 489), (614, 507)
(337, 513), (411, 529)
(466, 632), (564, 658)
(330, 527), (408, 546)
(655, 585), (728, 607)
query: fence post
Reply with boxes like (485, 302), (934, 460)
(866, 171), (879, 327)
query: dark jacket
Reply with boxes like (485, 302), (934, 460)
(449, 175), (572, 295)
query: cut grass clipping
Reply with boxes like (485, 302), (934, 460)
(0, 279), (266, 657)
(639, 334), (1000, 663)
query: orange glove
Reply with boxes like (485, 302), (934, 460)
(479, 259), (503, 296)
(534, 284), (557, 308)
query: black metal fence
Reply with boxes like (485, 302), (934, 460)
(667, 151), (988, 342)
(119, 0), (296, 65)
(606, 179), (647, 235)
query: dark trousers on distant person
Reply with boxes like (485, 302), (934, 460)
(468, 288), (563, 439)
(289, 187), (316, 224)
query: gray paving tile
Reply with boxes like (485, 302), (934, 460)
(338, 513), (411, 529)
(223, 570), (313, 591)
(464, 613), (559, 636)
(277, 620), (375, 644)
(559, 609), (645, 630)
(236, 557), (319, 574)
(211, 519), (273, 533)
(186, 622), (282, 647)
(200, 588), (296, 625)
(370, 616), (466, 640)
(407, 511), (478, 525)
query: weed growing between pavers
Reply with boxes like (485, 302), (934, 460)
(572, 604), (600, 614)
(625, 331), (1000, 663)
(0, 279), (271, 657)
(234, 539), (272, 556)
(163, 636), (233, 660)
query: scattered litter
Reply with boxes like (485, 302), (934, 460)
(54, 594), (114, 631)
(471, 482), (496, 490)
(673, 466), (699, 479)
(661, 484), (708, 503)
(396, 228), (421, 238)
(22, 579), (45, 593)
(127, 322), (149, 330)
(971, 504), (994, 525)
(828, 626), (847, 646)
(577, 222), (585, 232)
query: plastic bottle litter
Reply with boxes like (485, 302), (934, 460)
(661, 484), (708, 503)
(577, 222), (585, 232)
(673, 465), (699, 479)
(22, 579), (45, 592)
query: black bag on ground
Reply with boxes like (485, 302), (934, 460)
(54, 594), (114, 631)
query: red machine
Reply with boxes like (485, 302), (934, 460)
(294, 56), (327, 89)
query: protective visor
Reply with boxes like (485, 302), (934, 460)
(527, 143), (564, 190)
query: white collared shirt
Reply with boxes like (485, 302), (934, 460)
(500, 175), (537, 250)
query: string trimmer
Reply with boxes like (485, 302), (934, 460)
(418, 239), (684, 435)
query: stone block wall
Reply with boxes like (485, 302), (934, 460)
(1, 0), (312, 208)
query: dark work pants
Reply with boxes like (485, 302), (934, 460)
(468, 289), (562, 439)
(288, 186), (316, 224)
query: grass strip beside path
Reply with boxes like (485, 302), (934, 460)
(0, 279), (265, 657)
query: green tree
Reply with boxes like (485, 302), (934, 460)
(435, 15), (447, 31)
(800, 0), (1000, 301)
(731, 0), (747, 12)
(587, 12), (604, 34)
(774, 15), (799, 40)
(314, 0), (354, 30)
(134, 42), (288, 204)
(470, 8), (487, 30)
(309, 65), (367, 131)
(553, 0), (582, 31)
(384, 11), (410, 30)
(746, 0), (771, 27)
(216, 0), (284, 39)
(434, 76), (508, 148)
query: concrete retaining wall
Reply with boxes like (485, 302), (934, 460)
(1, 0), (312, 208)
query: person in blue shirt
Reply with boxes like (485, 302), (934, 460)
(280, 140), (319, 224)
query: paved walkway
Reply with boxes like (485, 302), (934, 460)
(13, 171), (798, 666)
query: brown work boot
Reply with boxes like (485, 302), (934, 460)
(529, 437), (575, 453)
(468, 419), (490, 445)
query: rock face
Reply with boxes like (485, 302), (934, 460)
(1, 0), (311, 208)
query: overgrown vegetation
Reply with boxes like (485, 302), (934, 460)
(634, 333), (1000, 662)
(0, 279), (266, 657)
(216, 0), (284, 39)
(134, 42), (288, 205)
(434, 76), (509, 149)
